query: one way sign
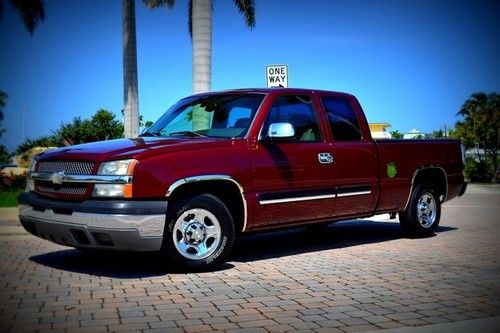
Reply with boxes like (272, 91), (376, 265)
(266, 65), (288, 88)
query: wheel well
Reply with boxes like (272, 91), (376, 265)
(412, 167), (447, 201)
(167, 180), (245, 233)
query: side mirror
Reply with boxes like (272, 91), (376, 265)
(267, 123), (295, 139)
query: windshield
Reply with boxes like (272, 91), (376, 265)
(141, 93), (266, 139)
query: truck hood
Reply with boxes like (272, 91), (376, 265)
(36, 137), (233, 163)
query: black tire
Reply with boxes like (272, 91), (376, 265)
(399, 183), (441, 237)
(162, 194), (235, 270)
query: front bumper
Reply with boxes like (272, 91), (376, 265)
(18, 192), (168, 252)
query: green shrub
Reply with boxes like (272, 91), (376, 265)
(0, 190), (22, 207)
(0, 173), (27, 191)
(15, 135), (61, 155)
(464, 157), (493, 182)
(0, 174), (27, 207)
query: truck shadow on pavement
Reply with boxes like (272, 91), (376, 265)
(29, 220), (455, 278)
(231, 220), (456, 263)
(30, 249), (184, 278)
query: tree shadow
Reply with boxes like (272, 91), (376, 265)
(29, 219), (456, 277)
(231, 219), (456, 263)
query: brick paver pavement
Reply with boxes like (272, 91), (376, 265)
(0, 185), (499, 332)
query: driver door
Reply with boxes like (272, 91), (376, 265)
(250, 94), (335, 227)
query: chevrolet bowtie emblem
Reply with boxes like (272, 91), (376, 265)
(50, 171), (65, 185)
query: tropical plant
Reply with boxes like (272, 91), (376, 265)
(56, 109), (123, 146)
(0, 171), (26, 207)
(453, 92), (499, 182)
(0, 0), (45, 35)
(0, 144), (9, 163)
(0, 172), (26, 191)
(15, 135), (60, 155)
(139, 115), (153, 131)
(15, 109), (122, 156)
(390, 130), (403, 139)
(463, 157), (493, 183)
(122, 0), (140, 138)
(432, 129), (445, 138)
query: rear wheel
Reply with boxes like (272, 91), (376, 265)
(163, 194), (234, 270)
(399, 183), (441, 237)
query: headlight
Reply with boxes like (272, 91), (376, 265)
(92, 159), (137, 198)
(97, 159), (137, 175)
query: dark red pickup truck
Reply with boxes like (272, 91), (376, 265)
(19, 88), (467, 269)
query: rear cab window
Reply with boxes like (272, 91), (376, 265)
(321, 96), (362, 141)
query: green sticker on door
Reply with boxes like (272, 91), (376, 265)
(387, 162), (397, 178)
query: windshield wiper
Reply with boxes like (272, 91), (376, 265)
(168, 131), (207, 138)
(139, 131), (163, 137)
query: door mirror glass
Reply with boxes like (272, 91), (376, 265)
(267, 123), (295, 139)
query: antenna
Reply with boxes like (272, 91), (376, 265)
(22, 102), (26, 141)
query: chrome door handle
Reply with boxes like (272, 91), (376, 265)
(318, 152), (334, 164)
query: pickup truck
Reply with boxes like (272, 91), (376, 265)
(19, 88), (467, 270)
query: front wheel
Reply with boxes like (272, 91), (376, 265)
(399, 183), (441, 237)
(162, 194), (235, 270)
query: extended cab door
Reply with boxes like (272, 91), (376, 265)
(318, 94), (379, 218)
(250, 93), (335, 227)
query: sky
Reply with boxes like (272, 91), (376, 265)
(1, 0), (499, 152)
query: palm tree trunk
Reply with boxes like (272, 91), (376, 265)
(123, 0), (139, 138)
(192, 0), (212, 94)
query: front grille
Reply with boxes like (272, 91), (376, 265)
(38, 161), (94, 174)
(38, 184), (87, 195)
(36, 161), (94, 199)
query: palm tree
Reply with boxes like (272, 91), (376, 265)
(123, 0), (140, 138)
(144, 0), (256, 93)
(0, 0), (45, 35)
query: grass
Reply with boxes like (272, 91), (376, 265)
(0, 190), (23, 207)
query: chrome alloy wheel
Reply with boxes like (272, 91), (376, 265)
(417, 192), (437, 228)
(172, 208), (222, 260)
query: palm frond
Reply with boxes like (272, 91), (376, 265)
(9, 0), (45, 35)
(143, 0), (175, 10)
(458, 92), (487, 117)
(0, 0), (4, 20)
(233, 0), (255, 28)
(0, 91), (7, 109)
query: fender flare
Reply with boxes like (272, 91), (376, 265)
(165, 175), (248, 232)
(403, 166), (448, 212)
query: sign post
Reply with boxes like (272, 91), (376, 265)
(266, 65), (288, 88)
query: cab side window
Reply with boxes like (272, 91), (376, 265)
(263, 95), (322, 142)
(321, 97), (362, 141)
